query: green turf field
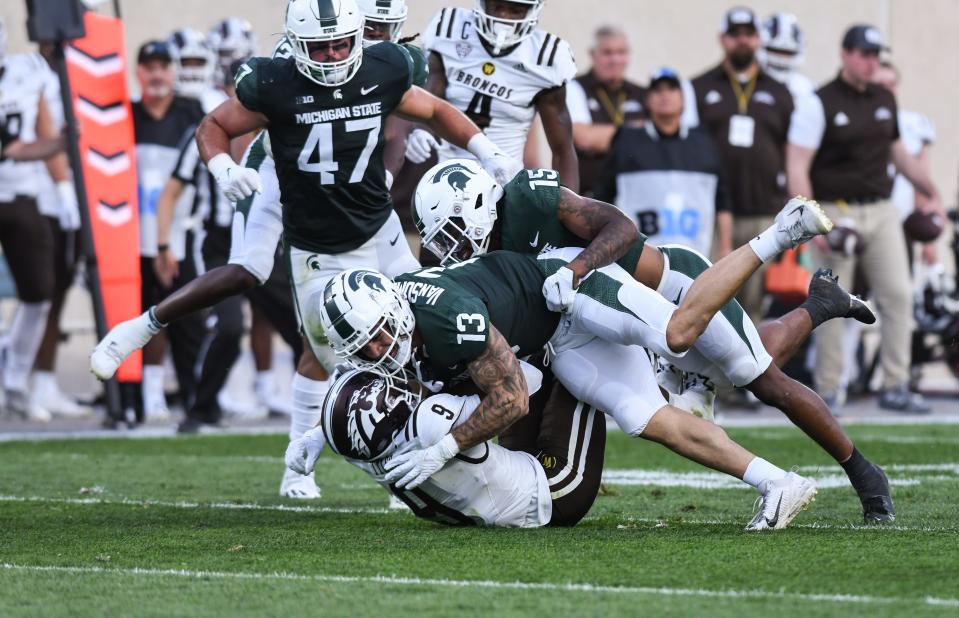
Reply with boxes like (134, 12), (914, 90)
(1, 423), (958, 617)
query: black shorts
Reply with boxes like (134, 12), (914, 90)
(499, 363), (607, 527)
(0, 196), (54, 302)
(44, 215), (82, 297)
(140, 232), (199, 310)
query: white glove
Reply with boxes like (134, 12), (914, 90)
(383, 434), (459, 489)
(284, 428), (326, 475)
(412, 349), (444, 393)
(466, 132), (521, 186)
(208, 153), (262, 202)
(405, 129), (438, 164)
(56, 180), (82, 231)
(479, 151), (523, 187)
(543, 266), (578, 313)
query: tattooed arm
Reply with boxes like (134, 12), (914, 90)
(450, 325), (529, 450)
(556, 187), (641, 285)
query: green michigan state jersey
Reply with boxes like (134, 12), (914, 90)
(235, 42), (415, 253)
(395, 251), (559, 380)
(498, 169), (647, 273)
(399, 43), (428, 87)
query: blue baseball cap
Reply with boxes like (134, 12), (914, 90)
(649, 67), (681, 88)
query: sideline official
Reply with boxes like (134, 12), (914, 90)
(786, 25), (944, 413)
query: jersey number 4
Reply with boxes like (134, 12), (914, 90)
(297, 117), (381, 184)
(464, 92), (492, 130)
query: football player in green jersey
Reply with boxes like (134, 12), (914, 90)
(90, 0), (522, 500)
(317, 220), (831, 529)
(411, 159), (895, 523)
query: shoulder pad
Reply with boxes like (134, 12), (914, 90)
(412, 393), (472, 447)
(531, 32), (576, 85)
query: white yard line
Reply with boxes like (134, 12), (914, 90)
(0, 494), (393, 515)
(1, 563), (955, 608)
(1, 494), (952, 532)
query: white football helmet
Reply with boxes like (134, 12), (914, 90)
(321, 369), (422, 461)
(320, 268), (415, 376)
(208, 18), (258, 85)
(412, 159), (504, 265)
(286, 0), (365, 86)
(356, 0), (408, 45)
(473, 0), (544, 54)
(759, 12), (804, 81)
(168, 28), (216, 98)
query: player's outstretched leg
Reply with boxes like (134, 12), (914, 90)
(90, 265), (258, 380)
(665, 196), (833, 353)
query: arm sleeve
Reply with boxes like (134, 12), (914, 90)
(566, 79), (591, 124)
(787, 93), (826, 149)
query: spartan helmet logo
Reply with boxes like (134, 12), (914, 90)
(333, 88), (343, 99)
(431, 163), (472, 193)
(348, 270), (388, 294)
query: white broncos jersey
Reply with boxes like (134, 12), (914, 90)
(0, 53), (58, 202)
(350, 393), (552, 528)
(423, 6), (576, 162)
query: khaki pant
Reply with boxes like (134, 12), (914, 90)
(731, 215), (775, 323)
(812, 199), (912, 392)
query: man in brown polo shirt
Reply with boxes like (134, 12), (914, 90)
(565, 25), (645, 196)
(787, 25), (944, 413)
(685, 6), (794, 321)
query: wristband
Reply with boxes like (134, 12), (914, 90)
(465, 132), (499, 161)
(157, 244), (170, 252)
(207, 153), (237, 178)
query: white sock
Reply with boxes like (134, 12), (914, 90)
(743, 457), (787, 493)
(290, 372), (330, 443)
(142, 364), (167, 411)
(747, 227), (785, 263)
(255, 369), (275, 398)
(3, 301), (51, 391)
(33, 370), (59, 396)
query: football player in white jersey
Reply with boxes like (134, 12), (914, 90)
(0, 20), (75, 421)
(758, 13), (815, 100)
(168, 28), (227, 113)
(405, 1), (580, 189)
(208, 18), (258, 90)
(288, 364), (607, 527)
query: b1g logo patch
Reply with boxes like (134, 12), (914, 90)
(482, 62), (495, 76)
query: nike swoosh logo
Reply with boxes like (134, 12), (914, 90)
(529, 231), (540, 247)
(788, 205), (804, 217)
(361, 85), (379, 95)
(672, 288), (684, 305)
(765, 494), (783, 528)
(390, 233), (400, 246)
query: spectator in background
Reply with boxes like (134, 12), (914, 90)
(758, 12), (815, 100)
(566, 25), (645, 196)
(786, 25), (945, 413)
(684, 6), (794, 321)
(131, 40), (206, 422)
(595, 68), (730, 257)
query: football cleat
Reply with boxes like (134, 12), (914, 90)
(3, 388), (52, 423)
(746, 472), (817, 531)
(855, 463), (896, 524)
(32, 380), (92, 418)
(774, 196), (834, 248)
(280, 467), (321, 499)
(90, 312), (162, 380)
(388, 493), (410, 510)
(807, 268), (876, 325)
